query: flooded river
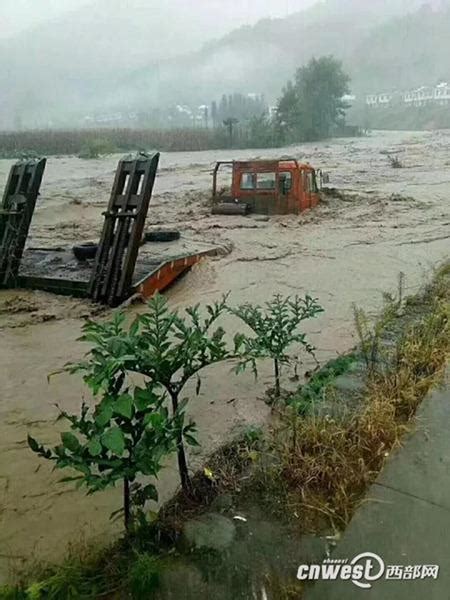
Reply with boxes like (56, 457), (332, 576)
(0, 130), (449, 582)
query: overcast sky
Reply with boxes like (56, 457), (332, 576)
(1, 0), (89, 37)
(0, 0), (317, 39)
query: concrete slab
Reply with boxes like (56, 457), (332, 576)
(375, 377), (450, 510)
(305, 485), (450, 599)
(305, 367), (450, 599)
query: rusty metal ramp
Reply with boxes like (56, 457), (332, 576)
(89, 153), (160, 306)
(16, 152), (222, 306)
(0, 158), (46, 287)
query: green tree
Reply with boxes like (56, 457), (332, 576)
(276, 56), (350, 142)
(246, 113), (276, 148)
(223, 117), (239, 148)
(232, 294), (324, 400)
(126, 294), (240, 494)
(28, 314), (179, 532)
(53, 295), (241, 497)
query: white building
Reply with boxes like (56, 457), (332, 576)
(434, 82), (450, 104)
(368, 82), (450, 108)
(365, 92), (393, 107)
(366, 94), (378, 107)
(342, 94), (356, 106)
(379, 93), (393, 105)
(406, 86), (435, 106)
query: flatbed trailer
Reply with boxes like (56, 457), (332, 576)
(0, 153), (220, 307)
(17, 239), (219, 300)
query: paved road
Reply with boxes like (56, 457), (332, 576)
(305, 367), (450, 599)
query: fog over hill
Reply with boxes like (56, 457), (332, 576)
(0, 0), (448, 129)
(0, 0), (313, 127)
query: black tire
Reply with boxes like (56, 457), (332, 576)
(72, 242), (98, 261)
(211, 202), (250, 216)
(144, 230), (180, 243)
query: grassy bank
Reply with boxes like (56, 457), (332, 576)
(260, 263), (450, 532)
(0, 128), (230, 159)
(1, 262), (449, 599)
(0, 124), (284, 159)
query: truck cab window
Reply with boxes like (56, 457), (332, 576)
(256, 172), (276, 190)
(305, 172), (317, 193)
(279, 172), (292, 195)
(240, 172), (255, 190)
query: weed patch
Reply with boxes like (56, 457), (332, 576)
(258, 262), (449, 532)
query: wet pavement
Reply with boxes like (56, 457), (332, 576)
(306, 367), (450, 599)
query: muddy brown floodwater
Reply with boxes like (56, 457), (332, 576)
(0, 130), (449, 582)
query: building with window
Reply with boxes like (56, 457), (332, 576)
(365, 93), (393, 107)
(368, 82), (450, 108)
(434, 82), (450, 104)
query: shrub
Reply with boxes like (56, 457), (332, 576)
(32, 295), (244, 498)
(115, 294), (241, 494)
(78, 137), (118, 159)
(232, 294), (324, 400)
(28, 312), (180, 532)
(127, 554), (163, 599)
(388, 154), (403, 168)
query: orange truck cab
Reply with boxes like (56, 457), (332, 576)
(212, 159), (322, 215)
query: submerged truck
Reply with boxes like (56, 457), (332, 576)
(212, 159), (323, 215)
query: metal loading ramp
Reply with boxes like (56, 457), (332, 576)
(0, 158), (46, 287)
(3, 153), (220, 307)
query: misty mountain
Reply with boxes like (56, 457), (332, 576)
(0, 0), (304, 127)
(0, 0), (448, 128)
(125, 0), (447, 109)
(352, 3), (450, 93)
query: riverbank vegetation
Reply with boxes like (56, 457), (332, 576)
(27, 293), (321, 535)
(0, 57), (351, 160)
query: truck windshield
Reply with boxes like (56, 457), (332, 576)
(256, 172), (276, 190)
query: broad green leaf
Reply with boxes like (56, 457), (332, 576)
(54, 445), (66, 458)
(134, 387), (158, 411)
(88, 437), (103, 457)
(101, 427), (125, 456)
(95, 404), (113, 427)
(129, 318), (140, 337)
(73, 463), (91, 476)
(184, 433), (200, 447)
(143, 412), (164, 429)
(114, 394), (133, 419)
(61, 432), (80, 453)
(137, 456), (158, 476)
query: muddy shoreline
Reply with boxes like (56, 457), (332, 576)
(1, 130), (449, 582)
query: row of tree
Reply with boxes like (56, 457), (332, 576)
(213, 55), (351, 147)
(211, 93), (267, 127)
